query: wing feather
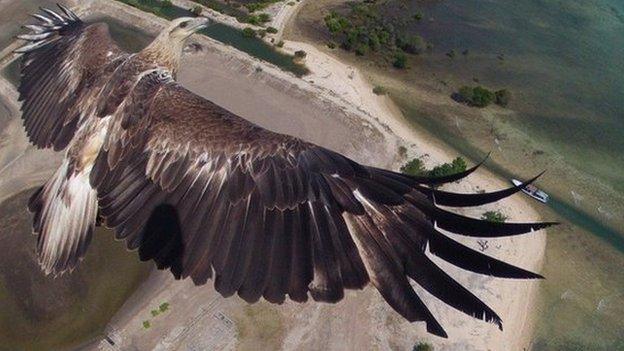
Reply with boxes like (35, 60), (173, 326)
(89, 70), (554, 337)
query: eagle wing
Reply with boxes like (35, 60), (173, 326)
(90, 70), (554, 337)
(16, 5), (127, 151)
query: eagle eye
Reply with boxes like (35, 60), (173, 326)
(180, 21), (189, 29)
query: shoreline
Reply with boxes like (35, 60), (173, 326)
(271, 2), (545, 349)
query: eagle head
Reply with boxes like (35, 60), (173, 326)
(166, 17), (211, 40)
(142, 16), (211, 73)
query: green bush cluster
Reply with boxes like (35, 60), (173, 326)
(429, 157), (467, 178)
(456, 86), (511, 108)
(401, 157), (467, 178)
(242, 27), (257, 38)
(245, 0), (280, 12)
(323, 3), (429, 68)
(481, 210), (508, 223)
(400, 158), (428, 176)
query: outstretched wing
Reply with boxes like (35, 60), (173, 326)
(16, 5), (127, 151)
(91, 70), (555, 337)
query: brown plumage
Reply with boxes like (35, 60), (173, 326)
(16, 5), (556, 338)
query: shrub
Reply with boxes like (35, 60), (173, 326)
(481, 210), (508, 223)
(372, 85), (387, 95)
(428, 157), (467, 178)
(266, 26), (278, 34)
(446, 49), (456, 58)
(242, 27), (256, 38)
(161, 0), (173, 8)
(258, 29), (267, 38)
(393, 51), (407, 69)
(327, 41), (336, 49)
(151, 309), (160, 317)
(471, 86), (496, 107)
(355, 43), (369, 56)
(397, 35), (427, 54)
(400, 158), (427, 176)
(276, 40), (285, 47)
(159, 302), (170, 312)
(143, 320), (151, 329)
(413, 342), (434, 351)
(294, 50), (307, 58)
(190, 5), (203, 16)
(258, 13), (271, 23)
(456, 86), (495, 107)
(495, 89), (511, 107)
(413, 12), (423, 21)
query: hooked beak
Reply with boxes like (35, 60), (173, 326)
(187, 17), (210, 33)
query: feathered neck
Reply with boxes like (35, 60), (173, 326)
(138, 34), (184, 74)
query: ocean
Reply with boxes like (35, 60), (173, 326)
(395, 0), (624, 349)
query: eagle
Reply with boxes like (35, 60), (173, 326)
(15, 5), (554, 337)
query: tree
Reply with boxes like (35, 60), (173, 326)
(400, 158), (427, 176)
(393, 51), (407, 69)
(429, 157), (467, 178)
(471, 86), (495, 107)
(242, 27), (256, 38)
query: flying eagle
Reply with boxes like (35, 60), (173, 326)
(15, 5), (554, 337)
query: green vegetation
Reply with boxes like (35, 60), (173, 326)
(245, 0), (281, 12)
(481, 210), (508, 223)
(393, 51), (407, 69)
(276, 40), (285, 48)
(401, 157), (467, 178)
(455, 85), (511, 108)
(400, 158), (428, 176)
(246, 13), (272, 25)
(413, 342), (434, 351)
(150, 309), (160, 317)
(159, 302), (170, 312)
(373, 85), (388, 95)
(266, 26), (278, 34)
(142, 320), (151, 329)
(413, 11), (423, 21)
(242, 27), (257, 38)
(323, 2), (430, 67)
(429, 157), (467, 178)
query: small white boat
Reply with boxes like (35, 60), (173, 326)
(511, 178), (549, 203)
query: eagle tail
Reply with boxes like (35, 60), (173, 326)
(28, 159), (97, 275)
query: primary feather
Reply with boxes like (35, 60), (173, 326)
(15, 5), (554, 338)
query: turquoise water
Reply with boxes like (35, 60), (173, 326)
(391, 0), (624, 348)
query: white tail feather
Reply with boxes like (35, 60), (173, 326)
(30, 159), (97, 275)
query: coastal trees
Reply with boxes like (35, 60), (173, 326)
(323, 2), (430, 68)
(454, 85), (510, 108)
(400, 157), (467, 178)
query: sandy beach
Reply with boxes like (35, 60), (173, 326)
(0, 1), (547, 350)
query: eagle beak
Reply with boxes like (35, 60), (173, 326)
(189, 17), (210, 33)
